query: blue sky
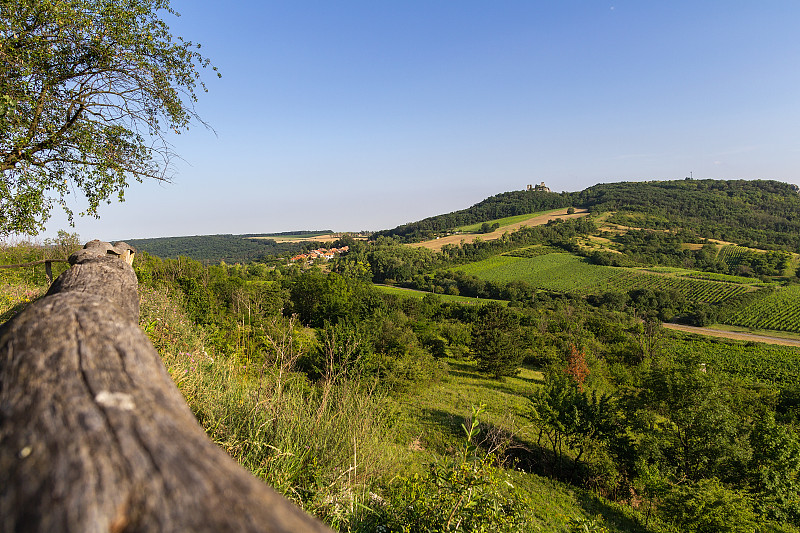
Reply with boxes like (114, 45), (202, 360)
(43, 1), (800, 240)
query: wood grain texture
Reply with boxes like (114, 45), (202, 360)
(0, 243), (331, 532)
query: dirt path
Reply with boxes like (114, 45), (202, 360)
(411, 208), (590, 252)
(254, 233), (368, 243)
(664, 323), (800, 347)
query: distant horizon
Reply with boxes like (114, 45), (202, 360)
(36, 176), (627, 241)
(27, 1), (800, 242)
(25, 175), (796, 243)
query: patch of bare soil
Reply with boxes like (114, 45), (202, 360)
(255, 234), (368, 243)
(664, 323), (800, 347)
(411, 208), (590, 252)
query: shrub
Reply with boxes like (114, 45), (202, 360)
(367, 404), (528, 532)
(660, 478), (757, 533)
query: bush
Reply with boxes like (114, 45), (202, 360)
(366, 405), (528, 532)
(660, 478), (757, 533)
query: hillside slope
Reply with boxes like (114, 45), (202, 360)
(376, 179), (800, 250)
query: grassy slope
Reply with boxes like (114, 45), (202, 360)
(403, 358), (654, 533)
(139, 284), (659, 532)
(374, 284), (508, 306)
(455, 209), (565, 233)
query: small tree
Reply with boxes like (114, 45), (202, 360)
(529, 371), (623, 478)
(1, 0), (218, 235)
(633, 316), (664, 363)
(565, 343), (589, 389)
(471, 302), (522, 378)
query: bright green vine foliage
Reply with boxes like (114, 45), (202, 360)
(0, 0), (218, 235)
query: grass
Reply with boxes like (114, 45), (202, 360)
(455, 253), (620, 292)
(1, 240), (74, 321)
(401, 359), (541, 454)
(140, 284), (408, 528)
(0, 282), (43, 322)
(398, 357), (660, 533)
(374, 284), (508, 305)
(455, 209), (565, 233)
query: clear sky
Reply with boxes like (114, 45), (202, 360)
(41, 0), (800, 241)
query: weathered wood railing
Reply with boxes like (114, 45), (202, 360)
(0, 240), (331, 532)
(0, 258), (71, 284)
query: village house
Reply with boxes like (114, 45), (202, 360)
(290, 246), (349, 265)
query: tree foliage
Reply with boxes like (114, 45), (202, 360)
(471, 302), (523, 378)
(660, 478), (758, 533)
(530, 371), (625, 479)
(0, 0), (217, 234)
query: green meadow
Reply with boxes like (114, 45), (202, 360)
(455, 209), (565, 233)
(375, 284), (507, 305)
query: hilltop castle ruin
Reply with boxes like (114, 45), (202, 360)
(527, 182), (551, 192)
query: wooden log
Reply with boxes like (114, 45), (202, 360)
(0, 241), (332, 532)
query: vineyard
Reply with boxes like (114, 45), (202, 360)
(502, 245), (563, 258)
(664, 335), (800, 388)
(454, 254), (619, 293)
(599, 271), (752, 304)
(718, 245), (750, 268)
(681, 271), (764, 285)
(455, 253), (755, 304)
(725, 285), (800, 333)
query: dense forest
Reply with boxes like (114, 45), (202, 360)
(125, 234), (310, 263)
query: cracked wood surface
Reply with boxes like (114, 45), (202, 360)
(0, 242), (331, 532)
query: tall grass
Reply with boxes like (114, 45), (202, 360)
(0, 239), (74, 320)
(139, 283), (406, 529)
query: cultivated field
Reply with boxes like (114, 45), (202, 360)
(454, 253), (756, 304)
(664, 323), (800, 347)
(726, 284), (800, 333)
(662, 334), (800, 387)
(456, 253), (617, 292)
(250, 232), (368, 243)
(411, 208), (589, 251)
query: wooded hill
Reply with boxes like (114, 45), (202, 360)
(375, 179), (800, 249)
(125, 234), (311, 263)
